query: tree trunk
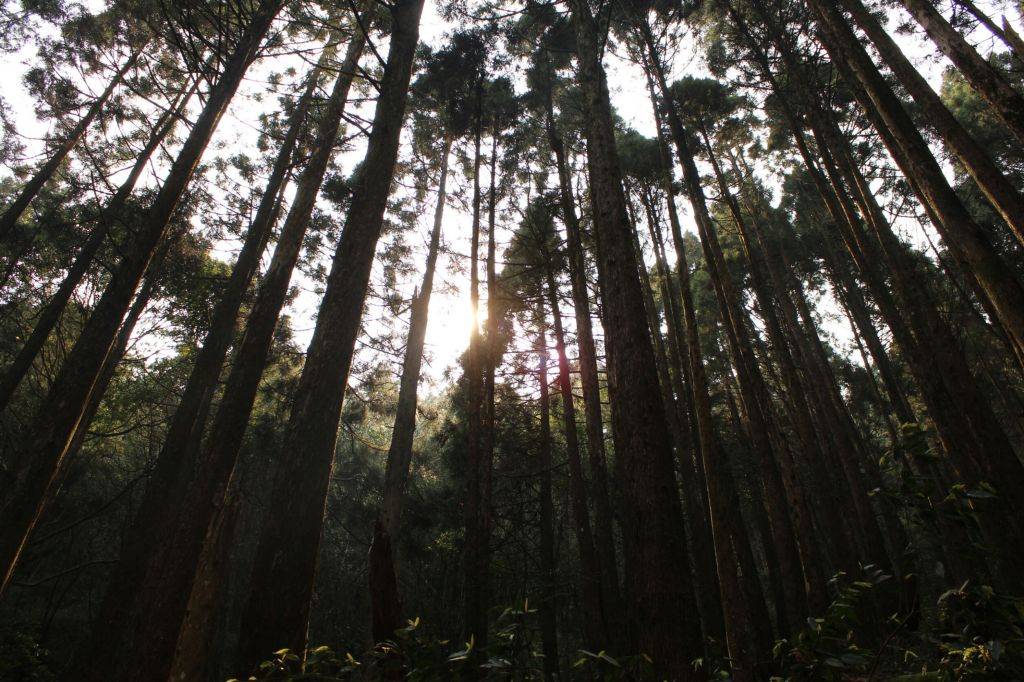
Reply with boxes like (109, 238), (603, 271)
(0, 45), (144, 241)
(0, 78), (195, 412)
(839, 0), (1024, 247)
(0, 0), (284, 598)
(70, 50), (332, 682)
(542, 264), (605, 651)
(635, 184), (724, 647)
(568, 1), (701, 675)
(535, 306), (560, 682)
(233, 0), (423, 670)
(463, 75), (488, 651)
(368, 132), (451, 643)
(807, 0), (1024, 362)
(543, 97), (621, 643)
(642, 20), (825, 628)
(898, 0), (1024, 146)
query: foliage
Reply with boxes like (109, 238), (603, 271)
(0, 629), (54, 682)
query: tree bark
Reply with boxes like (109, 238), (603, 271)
(807, 0), (1024, 363)
(233, 0), (423, 670)
(898, 0), (1024, 146)
(71, 49), (330, 682)
(541, 264), (605, 651)
(0, 0), (284, 598)
(568, 1), (702, 675)
(368, 132), (451, 643)
(463, 73), (488, 651)
(543, 96), (622, 642)
(535, 305), (560, 682)
(839, 0), (1024, 247)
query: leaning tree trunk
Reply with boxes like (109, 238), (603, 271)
(70, 49), (330, 682)
(0, 78), (195, 413)
(0, 45), (144, 241)
(838, 0), (1024, 248)
(368, 132), (451, 643)
(568, 1), (702, 676)
(806, 0), (1024, 366)
(897, 0), (1024, 146)
(233, 0), (424, 671)
(642, 21), (825, 630)
(106, 29), (371, 682)
(0, 0), (285, 598)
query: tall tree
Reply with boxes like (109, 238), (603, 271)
(368, 127), (451, 641)
(233, 0), (424, 669)
(0, 0), (287, 597)
(568, 0), (701, 675)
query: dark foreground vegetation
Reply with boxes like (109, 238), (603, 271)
(1, 0), (1024, 680)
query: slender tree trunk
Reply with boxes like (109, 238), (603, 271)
(645, 75), (777, 660)
(839, 0), (1024, 246)
(0, 0), (284, 598)
(543, 97), (621, 642)
(634, 186), (724, 647)
(535, 306), (560, 682)
(898, 0), (1024, 146)
(368, 133), (451, 642)
(463, 76), (488, 651)
(807, 0), (1024, 359)
(738, 3), (1024, 551)
(233, 1), (423, 669)
(642, 22), (826, 629)
(159, 26), (368, 677)
(542, 265), (605, 650)
(703, 134), (863, 576)
(0, 79), (195, 412)
(71, 50), (330, 682)
(650, 168), (766, 682)
(470, 120), (501, 653)
(0, 46), (144, 241)
(568, 2), (701, 675)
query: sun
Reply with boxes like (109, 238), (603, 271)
(424, 290), (478, 375)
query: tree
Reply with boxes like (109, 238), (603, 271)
(233, 0), (425, 670)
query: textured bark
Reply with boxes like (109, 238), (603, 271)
(0, 0), (283, 598)
(634, 185), (724, 646)
(71, 52), (326, 682)
(543, 97), (621, 641)
(898, 0), (1024, 146)
(163, 25), (368, 674)
(0, 79), (193, 412)
(543, 266), (605, 650)
(233, 0), (423, 669)
(807, 0), (1024, 363)
(569, 1), (701, 675)
(0, 46), (144, 241)
(368, 133), (450, 643)
(839, 0), (1024, 247)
